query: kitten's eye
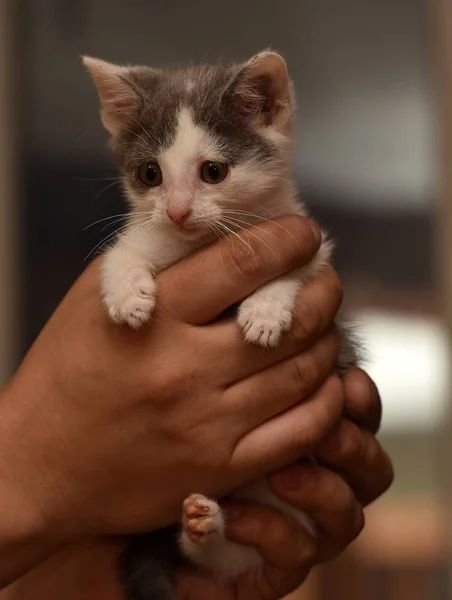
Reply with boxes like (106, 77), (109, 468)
(137, 163), (162, 187)
(200, 161), (228, 184)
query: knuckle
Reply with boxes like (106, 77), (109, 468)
(344, 368), (380, 418)
(318, 376), (345, 424)
(285, 216), (320, 252)
(294, 535), (317, 568)
(327, 267), (344, 310)
(291, 415), (317, 450)
(326, 374), (345, 404)
(290, 301), (319, 345)
(340, 505), (365, 548)
(380, 451), (395, 493)
(292, 353), (321, 392)
(147, 363), (194, 404)
(339, 424), (365, 463)
(225, 239), (261, 281)
(257, 511), (286, 547)
(325, 267), (344, 306)
(351, 507), (366, 541)
(319, 470), (344, 506)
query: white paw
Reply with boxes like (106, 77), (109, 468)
(181, 494), (224, 545)
(103, 267), (156, 329)
(237, 297), (293, 347)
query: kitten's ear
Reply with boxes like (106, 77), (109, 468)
(230, 51), (293, 130)
(82, 56), (142, 135)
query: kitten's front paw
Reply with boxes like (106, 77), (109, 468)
(237, 297), (293, 347)
(181, 494), (224, 545)
(103, 267), (156, 329)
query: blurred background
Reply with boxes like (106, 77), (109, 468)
(0, 0), (450, 598)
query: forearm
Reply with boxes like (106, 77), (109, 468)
(0, 384), (66, 588)
(0, 531), (64, 590)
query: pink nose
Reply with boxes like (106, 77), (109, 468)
(166, 208), (192, 225)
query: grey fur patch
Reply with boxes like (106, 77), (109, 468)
(112, 63), (276, 178)
(337, 322), (365, 374)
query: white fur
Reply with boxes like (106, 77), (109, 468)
(101, 104), (331, 577)
(180, 481), (316, 580)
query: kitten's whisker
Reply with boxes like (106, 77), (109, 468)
(119, 126), (155, 155)
(219, 219), (281, 262)
(220, 215), (293, 251)
(135, 220), (159, 243)
(130, 115), (159, 147)
(206, 224), (218, 240)
(214, 222), (258, 260)
(100, 214), (153, 233)
(94, 180), (120, 203)
(79, 176), (119, 182)
(85, 220), (146, 261)
(208, 224), (223, 243)
(85, 229), (124, 262)
(83, 211), (151, 231)
(112, 141), (136, 152)
(210, 222), (232, 245)
(84, 217), (155, 262)
(73, 127), (95, 142)
(221, 210), (301, 247)
(209, 119), (235, 130)
(124, 218), (157, 239)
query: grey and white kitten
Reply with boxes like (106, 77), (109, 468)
(84, 51), (359, 600)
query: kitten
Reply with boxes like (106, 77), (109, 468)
(84, 50), (359, 600)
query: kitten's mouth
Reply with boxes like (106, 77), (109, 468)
(170, 221), (204, 237)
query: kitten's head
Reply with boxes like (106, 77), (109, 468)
(83, 51), (294, 240)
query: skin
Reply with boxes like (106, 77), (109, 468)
(1, 369), (392, 600)
(0, 216), (355, 588)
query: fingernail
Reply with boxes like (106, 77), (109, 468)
(273, 464), (306, 491)
(309, 222), (322, 246)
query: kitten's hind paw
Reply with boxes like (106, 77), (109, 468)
(181, 494), (224, 546)
(237, 297), (293, 348)
(103, 268), (157, 329)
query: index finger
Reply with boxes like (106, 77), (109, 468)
(156, 216), (321, 324)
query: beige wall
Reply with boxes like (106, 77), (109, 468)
(0, 0), (19, 383)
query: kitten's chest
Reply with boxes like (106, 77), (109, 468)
(149, 230), (215, 273)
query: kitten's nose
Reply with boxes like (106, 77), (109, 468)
(166, 208), (192, 225)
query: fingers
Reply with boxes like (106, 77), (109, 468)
(231, 376), (344, 478)
(315, 419), (394, 506)
(224, 502), (315, 598)
(343, 368), (382, 433)
(224, 328), (338, 431)
(225, 502), (316, 571)
(207, 266), (343, 384)
(270, 462), (364, 563)
(156, 216), (321, 325)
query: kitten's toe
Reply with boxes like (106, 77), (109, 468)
(237, 298), (293, 348)
(181, 494), (224, 545)
(109, 294), (156, 329)
(104, 268), (157, 329)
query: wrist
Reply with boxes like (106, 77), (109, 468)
(0, 380), (69, 587)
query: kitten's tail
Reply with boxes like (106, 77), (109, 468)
(120, 528), (184, 600)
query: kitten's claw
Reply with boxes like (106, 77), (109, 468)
(181, 494), (224, 544)
(103, 268), (156, 329)
(237, 297), (293, 348)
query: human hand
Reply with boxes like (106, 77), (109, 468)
(0, 216), (345, 585)
(176, 369), (393, 600)
(0, 370), (391, 600)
